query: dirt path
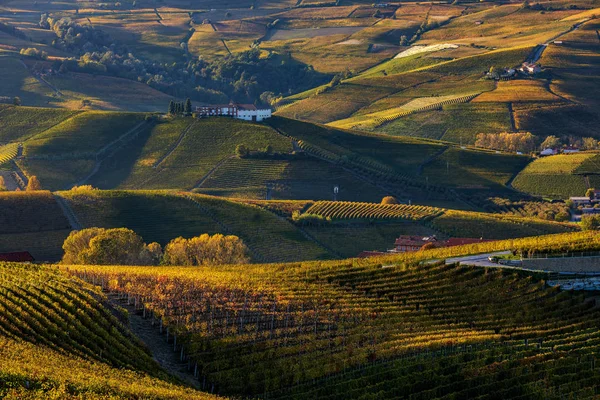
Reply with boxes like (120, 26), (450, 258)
(154, 121), (195, 169)
(507, 102), (517, 131)
(53, 194), (83, 230)
(109, 296), (201, 390)
(192, 156), (233, 189)
(19, 59), (63, 97)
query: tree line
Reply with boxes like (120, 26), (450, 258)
(37, 15), (328, 105)
(62, 227), (250, 266)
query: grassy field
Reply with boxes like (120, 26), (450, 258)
(0, 56), (56, 107)
(512, 153), (597, 199)
(473, 80), (562, 103)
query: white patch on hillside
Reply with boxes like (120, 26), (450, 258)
(394, 43), (458, 59)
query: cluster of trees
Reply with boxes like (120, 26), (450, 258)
(168, 99), (192, 115)
(62, 228), (249, 266)
(581, 215), (600, 231)
(541, 135), (600, 150)
(20, 47), (48, 60)
(0, 176), (40, 192)
(235, 144), (275, 159)
(0, 21), (28, 40)
(475, 132), (536, 153)
(38, 16), (327, 104)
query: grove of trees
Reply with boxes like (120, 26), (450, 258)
(62, 228), (249, 266)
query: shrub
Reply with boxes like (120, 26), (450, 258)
(381, 196), (398, 205)
(581, 215), (600, 231)
(19, 47), (48, 60)
(292, 211), (331, 226)
(236, 144), (249, 158)
(26, 176), (42, 191)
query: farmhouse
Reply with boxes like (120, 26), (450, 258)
(519, 62), (542, 75)
(570, 197), (592, 207)
(0, 251), (34, 262)
(562, 146), (580, 154)
(394, 235), (438, 252)
(195, 101), (272, 122)
(540, 148), (558, 156)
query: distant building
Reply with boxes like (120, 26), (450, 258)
(540, 148), (557, 156)
(0, 252), (34, 263)
(570, 197), (592, 207)
(562, 146), (580, 154)
(195, 101), (272, 122)
(394, 235), (439, 252)
(519, 62), (542, 75)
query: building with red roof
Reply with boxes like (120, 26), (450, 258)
(0, 251), (34, 262)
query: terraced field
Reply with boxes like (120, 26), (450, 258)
(65, 230), (600, 398)
(512, 153), (597, 199)
(0, 262), (217, 399)
(304, 201), (442, 221)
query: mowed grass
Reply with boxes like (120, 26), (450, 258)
(473, 80), (563, 103)
(512, 153), (597, 199)
(23, 111), (146, 157)
(0, 105), (79, 144)
(59, 190), (332, 263)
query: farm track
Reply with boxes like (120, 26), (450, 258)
(154, 121), (196, 169)
(18, 59), (63, 97)
(107, 294), (201, 390)
(10, 159), (28, 187)
(192, 156), (234, 189)
(53, 193), (82, 231)
(73, 121), (149, 187)
(507, 102), (516, 131)
(416, 146), (448, 176)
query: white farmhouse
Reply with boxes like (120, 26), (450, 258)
(195, 101), (272, 122)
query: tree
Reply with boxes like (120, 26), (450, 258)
(264, 144), (273, 155)
(540, 135), (561, 150)
(0, 176), (6, 191)
(586, 188), (596, 200)
(184, 98), (192, 115)
(381, 196), (398, 205)
(62, 228), (106, 264)
(399, 35), (409, 46)
(13, 97), (21, 106)
(163, 234), (249, 266)
(26, 176), (41, 191)
(168, 100), (175, 114)
(554, 211), (570, 222)
(581, 215), (600, 231)
(420, 242), (436, 251)
(236, 144), (249, 158)
(582, 137), (599, 150)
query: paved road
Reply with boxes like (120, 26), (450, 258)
(444, 251), (513, 267)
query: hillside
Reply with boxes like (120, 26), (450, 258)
(62, 230), (600, 398)
(0, 262), (218, 399)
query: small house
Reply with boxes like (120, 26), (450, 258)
(540, 148), (557, 156)
(394, 235), (438, 252)
(562, 146), (580, 154)
(0, 251), (34, 263)
(570, 197), (592, 207)
(519, 62), (542, 75)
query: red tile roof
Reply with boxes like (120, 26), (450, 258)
(394, 236), (437, 247)
(0, 251), (34, 262)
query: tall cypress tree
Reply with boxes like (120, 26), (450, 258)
(168, 100), (175, 114)
(184, 98), (192, 115)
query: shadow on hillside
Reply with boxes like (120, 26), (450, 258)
(87, 125), (153, 189)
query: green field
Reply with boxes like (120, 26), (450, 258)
(512, 153), (597, 199)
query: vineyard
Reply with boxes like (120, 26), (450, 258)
(0, 143), (19, 165)
(329, 93), (481, 131)
(62, 231), (600, 399)
(0, 262), (217, 399)
(304, 201), (443, 221)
